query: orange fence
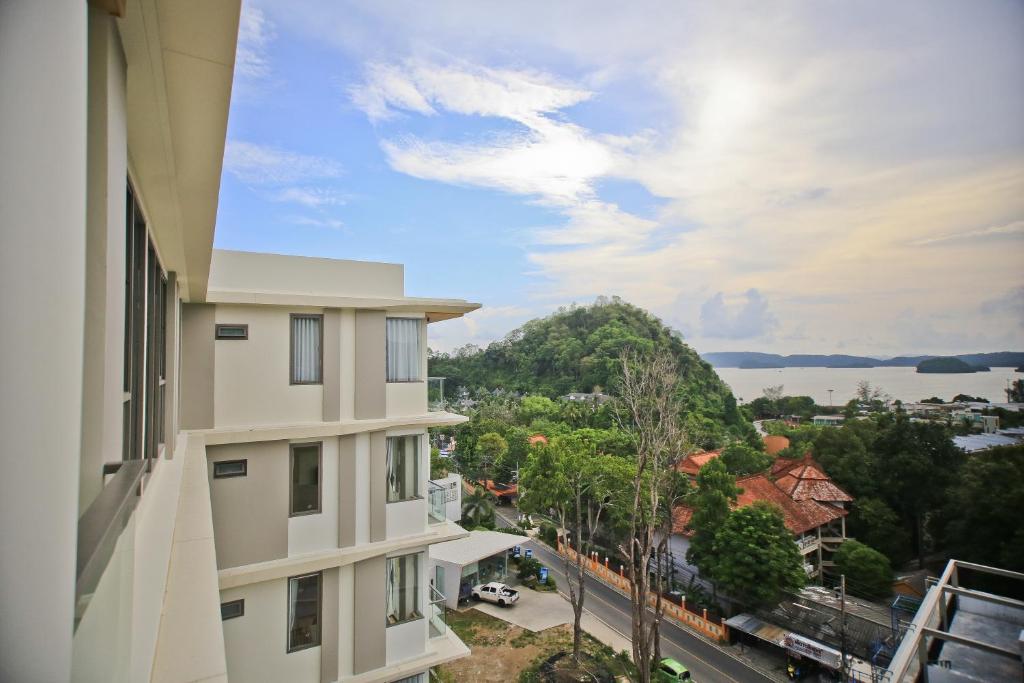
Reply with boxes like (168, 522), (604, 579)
(556, 541), (729, 643)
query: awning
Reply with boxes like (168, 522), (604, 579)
(724, 613), (788, 647)
(429, 530), (525, 567)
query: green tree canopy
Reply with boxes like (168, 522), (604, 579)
(848, 497), (912, 568)
(685, 458), (739, 577)
(474, 432), (508, 482)
(712, 502), (806, 607)
(834, 540), (892, 601)
(720, 442), (772, 476)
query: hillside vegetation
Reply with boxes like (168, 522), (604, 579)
(429, 297), (740, 425)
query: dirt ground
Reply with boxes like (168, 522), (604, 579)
(436, 607), (631, 682)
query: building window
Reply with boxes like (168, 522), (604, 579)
(220, 599), (244, 620)
(213, 460), (247, 479)
(386, 435), (419, 503)
(387, 554), (421, 626)
(386, 318), (422, 382)
(290, 443), (321, 516)
(287, 572), (321, 652)
(122, 181), (167, 466)
(290, 314), (323, 384)
(215, 324), (248, 340)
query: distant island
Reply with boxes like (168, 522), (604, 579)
(916, 357), (987, 374)
(703, 350), (1024, 369)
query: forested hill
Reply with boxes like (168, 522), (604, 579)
(428, 298), (740, 424)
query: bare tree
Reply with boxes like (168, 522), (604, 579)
(615, 350), (690, 682)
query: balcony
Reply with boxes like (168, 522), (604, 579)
(796, 535), (819, 554)
(429, 584), (447, 638)
(428, 480), (447, 524)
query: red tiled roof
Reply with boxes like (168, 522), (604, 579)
(528, 434), (548, 446)
(672, 472), (846, 536)
(676, 449), (723, 476)
(763, 435), (790, 456)
(771, 455), (853, 503)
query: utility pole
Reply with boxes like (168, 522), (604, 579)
(840, 574), (849, 681)
(828, 388), (834, 408)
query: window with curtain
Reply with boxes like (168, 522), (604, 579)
(386, 317), (422, 382)
(386, 554), (421, 625)
(290, 314), (322, 384)
(287, 572), (321, 652)
(386, 435), (419, 503)
(290, 443), (321, 515)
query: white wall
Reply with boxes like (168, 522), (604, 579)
(214, 305), (324, 427)
(355, 433), (371, 545)
(289, 437), (340, 556)
(0, 2), (87, 680)
(386, 430), (428, 539)
(337, 564), (355, 679)
(385, 550), (428, 666)
(221, 579), (321, 683)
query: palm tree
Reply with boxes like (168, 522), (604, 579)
(462, 486), (495, 528)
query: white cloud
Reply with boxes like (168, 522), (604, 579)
(236, 6), (275, 80)
(289, 215), (346, 230)
(271, 187), (348, 208)
(911, 219), (1024, 246)
(700, 289), (778, 340)
(224, 140), (343, 185)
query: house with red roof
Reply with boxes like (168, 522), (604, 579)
(675, 449), (723, 476)
(672, 454), (852, 581)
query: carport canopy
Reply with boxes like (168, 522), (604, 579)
(724, 613), (789, 647)
(429, 529), (526, 567)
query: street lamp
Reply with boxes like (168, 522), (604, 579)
(827, 389), (834, 407)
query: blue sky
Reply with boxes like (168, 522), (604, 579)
(216, 1), (1024, 356)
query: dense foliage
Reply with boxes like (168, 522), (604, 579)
(429, 298), (741, 433)
(834, 540), (893, 600)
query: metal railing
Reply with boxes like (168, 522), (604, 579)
(428, 480), (446, 524)
(429, 584), (447, 637)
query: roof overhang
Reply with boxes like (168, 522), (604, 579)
(429, 530), (525, 566)
(204, 289), (482, 322)
(118, 0), (240, 301)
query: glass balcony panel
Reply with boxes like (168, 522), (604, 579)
(428, 480), (446, 524)
(429, 584), (447, 638)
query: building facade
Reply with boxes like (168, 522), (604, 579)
(185, 250), (478, 682)
(0, 3), (476, 681)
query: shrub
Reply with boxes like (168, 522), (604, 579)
(518, 557), (542, 582)
(538, 522), (558, 547)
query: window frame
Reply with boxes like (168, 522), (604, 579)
(220, 599), (244, 620)
(215, 323), (249, 340)
(289, 442), (322, 517)
(289, 313), (324, 385)
(386, 434), (421, 504)
(286, 571), (322, 653)
(213, 459), (248, 479)
(386, 553), (422, 627)
(385, 317), (424, 383)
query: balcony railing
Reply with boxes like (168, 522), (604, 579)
(796, 535), (820, 554)
(428, 480), (446, 524)
(429, 584), (447, 638)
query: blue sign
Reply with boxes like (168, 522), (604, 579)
(524, 548), (533, 559)
(512, 546), (521, 558)
(539, 566), (549, 583)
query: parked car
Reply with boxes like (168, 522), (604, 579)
(471, 582), (520, 607)
(655, 658), (693, 682)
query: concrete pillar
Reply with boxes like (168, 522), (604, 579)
(0, 2), (88, 680)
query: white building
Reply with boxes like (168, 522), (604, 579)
(0, 3), (478, 681)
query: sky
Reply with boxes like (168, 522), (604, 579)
(215, 0), (1024, 357)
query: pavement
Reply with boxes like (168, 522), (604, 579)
(492, 506), (788, 683)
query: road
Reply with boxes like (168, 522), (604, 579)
(494, 508), (773, 683)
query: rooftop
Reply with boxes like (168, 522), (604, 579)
(429, 529), (525, 567)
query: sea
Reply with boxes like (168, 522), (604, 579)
(713, 366), (1021, 406)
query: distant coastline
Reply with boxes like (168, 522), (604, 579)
(704, 350), (1024, 369)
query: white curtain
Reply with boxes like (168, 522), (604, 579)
(387, 318), (422, 382)
(292, 315), (321, 383)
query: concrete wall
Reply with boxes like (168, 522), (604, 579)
(355, 310), (386, 419)
(288, 438), (340, 556)
(0, 2), (87, 680)
(80, 8), (128, 513)
(220, 578), (321, 683)
(208, 442), (289, 569)
(209, 249), (404, 298)
(180, 304), (215, 429)
(353, 556), (387, 674)
(214, 305), (324, 427)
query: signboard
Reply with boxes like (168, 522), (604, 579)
(539, 567), (549, 583)
(784, 633), (842, 670)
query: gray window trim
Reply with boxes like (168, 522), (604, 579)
(289, 442), (322, 517)
(213, 459), (247, 479)
(289, 313), (323, 385)
(286, 571), (322, 653)
(220, 599), (244, 620)
(215, 323), (249, 340)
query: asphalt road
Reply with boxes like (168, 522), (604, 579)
(494, 507), (773, 683)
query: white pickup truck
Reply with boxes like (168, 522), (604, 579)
(471, 582), (520, 607)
